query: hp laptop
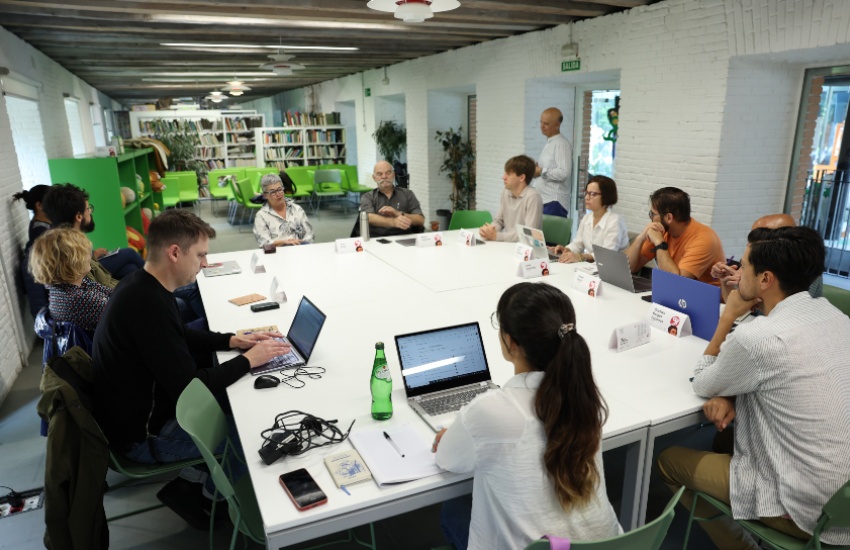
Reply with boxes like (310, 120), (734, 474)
(396, 322), (498, 432)
(593, 245), (653, 292)
(517, 224), (560, 261)
(251, 296), (327, 375)
(202, 261), (241, 278)
(651, 269), (721, 341)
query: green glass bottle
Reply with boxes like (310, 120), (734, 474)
(370, 342), (393, 420)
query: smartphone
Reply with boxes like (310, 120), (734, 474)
(279, 469), (327, 511)
(376, 238), (391, 244)
(251, 302), (280, 312)
(641, 294), (653, 302)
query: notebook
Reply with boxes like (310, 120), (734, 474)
(202, 261), (242, 278)
(593, 245), (653, 292)
(250, 296), (327, 375)
(651, 269), (721, 341)
(516, 224), (560, 261)
(395, 322), (498, 432)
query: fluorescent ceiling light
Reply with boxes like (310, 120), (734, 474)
(141, 77), (271, 83)
(161, 43), (358, 52)
(152, 15), (395, 32)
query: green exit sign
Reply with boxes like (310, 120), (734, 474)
(561, 59), (581, 72)
(365, 87), (371, 97)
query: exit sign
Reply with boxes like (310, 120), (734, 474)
(561, 59), (581, 72)
(365, 87), (371, 97)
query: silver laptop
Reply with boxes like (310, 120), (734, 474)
(517, 224), (560, 261)
(202, 261), (241, 277)
(396, 322), (498, 432)
(251, 297), (327, 375)
(593, 245), (653, 293)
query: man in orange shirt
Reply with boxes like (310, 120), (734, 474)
(625, 187), (725, 286)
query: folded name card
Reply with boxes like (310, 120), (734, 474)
(250, 252), (266, 274)
(514, 243), (534, 262)
(458, 229), (477, 247)
(608, 321), (652, 352)
(336, 238), (365, 254)
(416, 232), (444, 247)
(270, 276), (287, 304)
(646, 303), (691, 337)
(572, 271), (602, 298)
(517, 259), (550, 278)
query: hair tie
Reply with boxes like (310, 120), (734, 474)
(558, 323), (575, 339)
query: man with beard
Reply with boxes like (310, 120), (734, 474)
(625, 186), (724, 286)
(360, 160), (425, 237)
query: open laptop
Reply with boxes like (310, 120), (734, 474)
(250, 296), (327, 375)
(593, 245), (653, 292)
(396, 322), (498, 432)
(202, 261), (242, 278)
(651, 269), (721, 340)
(517, 224), (560, 261)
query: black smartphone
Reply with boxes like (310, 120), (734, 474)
(641, 295), (653, 302)
(376, 238), (391, 244)
(279, 469), (328, 511)
(250, 302), (280, 312)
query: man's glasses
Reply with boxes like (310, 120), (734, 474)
(264, 187), (285, 196)
(584, 191), (602, 198)
(86, 204), (94, 213)
(648, 210), (659, 221)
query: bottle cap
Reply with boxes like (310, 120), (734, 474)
(375, 341), (384, 350)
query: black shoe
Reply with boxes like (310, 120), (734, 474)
(157, 477), (228, 530)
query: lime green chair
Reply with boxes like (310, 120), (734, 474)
(229, 178), (261, 230)
(542, 214), (572, 246)
(245, 167), (278, 194)
(313, 169), (345, 212)
(448, 210), (493, 230)
(159, 175), (182, 209)
(684, 481), (850, 550)
(207, 168), (245, 216)
(523, 487), (684, 550)
(321, 164), (372, 202)
(286, 166), (314, 208)
(174, 171), (199, 212)
(823, 284), (850, 317)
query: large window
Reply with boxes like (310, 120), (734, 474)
(91, 103), (106, 147)
(587, 90), (619, 178)
(4, 95), (50, 190)
(64, 97), (86, 156)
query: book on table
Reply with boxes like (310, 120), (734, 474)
(349, 424), (442, 486)
(323, 449), (372, 488)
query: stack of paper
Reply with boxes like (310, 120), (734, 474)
(349, 424), (443, 486)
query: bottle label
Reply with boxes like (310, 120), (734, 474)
(374, 364), (391, 381)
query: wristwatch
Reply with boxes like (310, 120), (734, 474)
(653, 241), (669, 253)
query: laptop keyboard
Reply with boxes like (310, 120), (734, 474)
(420, 386), (489, 416)
(262, 338), (301, 369)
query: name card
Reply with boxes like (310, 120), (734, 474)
(416, 232), (444, 247)
(270, 276), (287, 304)
(517, 259), (550, 278)
(250, 252), (266, 274)
(608, 321), (652, 352)
(458, 229), (477, 247)
(335, 238), (365, 254)
(514, 243), (534, 262)
(646, 303), (692, 338)
(572, 271), (602, 297)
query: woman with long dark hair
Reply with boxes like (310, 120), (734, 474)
(434, 282), (621, 549)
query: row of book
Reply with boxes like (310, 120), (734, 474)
(224, 116), (264, 131)
(263, 132), (303, 144)
(307, 145), (345, 158)
(266, 160), (303, 170)
(199, 134), (222, 146)
(138, 118), (221, 135)
(266, 148), (304, 160)
(196, 147), (224, 158)
(305, 129), (344, 143)
(283, 111), (342, 127)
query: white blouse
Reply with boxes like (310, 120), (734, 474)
(566, 210), (629, 258)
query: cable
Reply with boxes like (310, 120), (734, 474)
(257, 410), (354, 465)
(278, 366), (326, 389)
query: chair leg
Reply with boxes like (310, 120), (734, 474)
(683, 492), (698, 549)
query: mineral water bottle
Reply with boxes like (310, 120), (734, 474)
(370, 342), (392, 420)
(359, 211), (370, 241)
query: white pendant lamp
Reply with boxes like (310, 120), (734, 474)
(221, 79), (251, 96)
(259, 53), (306, 76)
(205, 91), (226, 103)
(367, 0), (460, 23)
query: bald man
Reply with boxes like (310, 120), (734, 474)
(360, 160), (425, 237)
(711, 213), (824, 302)
(532, 107), (573, 218)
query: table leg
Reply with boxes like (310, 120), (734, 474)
(603, 427), (647, 531)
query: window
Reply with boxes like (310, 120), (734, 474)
(103, 108), (115, 142)
(91, 103), (106, 147)
(4, 95), (51, 190)
(63, 97), (86, 156)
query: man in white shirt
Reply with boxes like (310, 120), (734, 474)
(658, 226), (850, 549)
(479, 155), (543, 242)
(532, 107), (572, 218)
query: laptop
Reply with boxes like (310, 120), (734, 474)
(202, 261), (242, 278)
(395, 322), (498, 432)
(651, 269), (721, 340)
(593, 245), (653, 292)
(516, 224), (560, 261)
(250, 296), (327, 375)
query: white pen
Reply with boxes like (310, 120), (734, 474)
(383, 431), (404, 458)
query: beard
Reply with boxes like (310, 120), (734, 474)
(81, 217), (95, 233)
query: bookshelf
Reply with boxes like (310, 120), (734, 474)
(255, 125), (346, 170)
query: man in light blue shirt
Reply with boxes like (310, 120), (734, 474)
(532, 107), (572, 218)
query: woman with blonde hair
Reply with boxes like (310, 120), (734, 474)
(29, 227), (112, 331)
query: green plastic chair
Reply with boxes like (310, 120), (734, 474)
(176, 172), (200, 212)
(245, 167), (278, 194)
(207, 169), (244, 216)
(313, 169), (345, 212)
(542, 214), (572, 246)
(286, 166), (314, 208)
(448, 210), (493, 230)
(229, 178), (261, 230)
(684, 482), (850, 550)
(823, 284), (850, 317)
(159, 175), (182, 209)
(524, 487), (684, 550)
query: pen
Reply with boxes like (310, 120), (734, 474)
(383, 431), (405, 458)
(340, 485), (351, 496)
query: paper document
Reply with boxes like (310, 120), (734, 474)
(349, 424), (442, 486)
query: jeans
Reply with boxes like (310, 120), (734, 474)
(174, 282), (206, 321)
(440, 494), (473, 550)
(99, 248), (144, 279)
(543, 201), (570, 218)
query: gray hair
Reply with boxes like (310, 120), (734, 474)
(260, 173), (283, 193)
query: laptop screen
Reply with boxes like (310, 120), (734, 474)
(287, 296), (327, 360)
(395, 322), (491, 398)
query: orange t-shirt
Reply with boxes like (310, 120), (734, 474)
(639, 218), (725, 286)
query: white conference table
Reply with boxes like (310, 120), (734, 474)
(199, 233), (708, 548)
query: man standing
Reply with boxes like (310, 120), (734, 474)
(480, 155), (543, 242)
(533, 107), (572, 218)
(658, 226), (850, 548)
(625, 186), (725, 285)
(360, 160), (425, 237)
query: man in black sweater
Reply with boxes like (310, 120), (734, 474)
(92, 209), (288, 462)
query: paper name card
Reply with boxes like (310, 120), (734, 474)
(572, 272), (602, 297)
(270, 276), (287, 304)
(416, 232), (444, 247)
(517, 260), (550, 278)
(646, 303), (692, 338)
(608, 320), (652, 352)
(335, 238), (365, 254)
(250, 252), (266, 274)
(458, 229), (477, 247)
(514, 243), (534, 262)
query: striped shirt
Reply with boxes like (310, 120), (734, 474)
(532, 133), (572, 210)
(692, 292), (850, 545)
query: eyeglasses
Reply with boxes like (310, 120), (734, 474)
(648, 210), (659, 221)
(86, 204), (94, 213)
(490, 311), (500, 330)
(264, 187), (285, 196)
(584, 191), (602, 198)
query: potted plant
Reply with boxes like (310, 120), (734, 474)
(157, 129), (208, 185)
(435, 126), (475, 211)
(372, 120), (406, 165)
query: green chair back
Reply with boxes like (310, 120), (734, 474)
(286, 166), (314, 198)
(314, 169), (343, 193)
(159, 175), (182, 208)
(245, 167), (278, 194)
(526, 487), (683, 550)
(448, 210), (493, 230)
(176, 172), (199, 203)
(176, 379), (265, 549)
(542, 214), (572, 246)
(823, 284), (850, 317)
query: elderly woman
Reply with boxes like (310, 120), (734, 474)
(29, 227), (112, 331)
(253, 173), (314, 247)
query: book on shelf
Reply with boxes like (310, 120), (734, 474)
(323, 449), (372, 489)
(283, 111), (342, 127)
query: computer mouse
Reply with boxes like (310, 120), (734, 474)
(254, 375), (280, 389)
